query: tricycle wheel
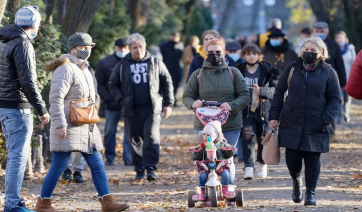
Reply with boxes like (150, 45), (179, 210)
(235, 189), (244, 207)
(210, 187), (218, 207)
(187, 190), (196, 207)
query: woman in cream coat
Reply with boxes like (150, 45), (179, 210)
(35, 33), (129, 212)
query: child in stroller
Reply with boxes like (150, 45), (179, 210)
(189, 121), (238, 206)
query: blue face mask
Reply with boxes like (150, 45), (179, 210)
(338, 42), (346, 49)
(228, 53), (239, 62)
(315, 33), (326, 40)
(116, 51), (126, 58)
(270, 39), (281, 47)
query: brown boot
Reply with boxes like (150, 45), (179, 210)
(34, 197), (60, 212)
(98, 194), (129, 212)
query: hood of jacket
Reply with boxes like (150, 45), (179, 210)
(198, 45), (207, 59)
(43, 54), (89, 72)
(201, 58), (229, 72)
(0, 24), (30, 43)
(123, 51), (152, 62)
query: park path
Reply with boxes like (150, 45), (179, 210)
(0, 101), (361, 212)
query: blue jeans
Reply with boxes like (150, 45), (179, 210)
(104, 109), (132, 163)
(199, 170), (230, 188)
(241, 116), (264, 168)
(41, 150), (110, 198)
(0, 108), (33, 209)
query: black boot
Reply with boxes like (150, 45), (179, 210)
(73, 171), (84, 183)
(304, 188), (316, 206)
(292, 178), (303, 203)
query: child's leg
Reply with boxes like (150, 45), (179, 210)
(220, 170), (231, 185)
(199, 172), (208, 188)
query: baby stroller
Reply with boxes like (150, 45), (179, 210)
(187, 101), (244, 207)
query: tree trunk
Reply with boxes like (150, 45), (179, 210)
(181, 0), (196, 42)
(129, 0), (150, 29)
(61, 0), (103, 37)
(43, 0), (55, 24)
(7, 0), (22, 13)
(108, 0), (115, 16)
(57, 0), (67, 25)
(217, 0), (234, 35)
(0, 0), (7, 24)
(308, 0), (331, 23)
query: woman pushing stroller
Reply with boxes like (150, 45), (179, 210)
(183, 38), (249, 184)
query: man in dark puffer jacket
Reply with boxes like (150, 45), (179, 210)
(0, 5), (49, 212)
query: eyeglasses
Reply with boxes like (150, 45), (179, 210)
(207, 50), (222, 55)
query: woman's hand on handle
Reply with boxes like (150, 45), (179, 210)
(269, 120), (279, 128)
(220, 102), (232, 111)
(192, 99), (203, 109)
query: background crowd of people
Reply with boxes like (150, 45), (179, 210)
(1, 3), (361, 211)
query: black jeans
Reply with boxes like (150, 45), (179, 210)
(285, 148), (321, 189)
(241, 116), (264, 168)
(124, 105), (161, 172)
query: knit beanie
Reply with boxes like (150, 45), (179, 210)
(202, 121), (223, 142)
(15, 5), (41, 28)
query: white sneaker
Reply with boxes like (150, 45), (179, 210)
(244, 167), (254, 180)
(257, 164), (268, 178)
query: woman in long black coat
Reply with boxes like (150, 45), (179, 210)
(269, 37), (342, 206)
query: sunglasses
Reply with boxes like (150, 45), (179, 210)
(207, 50), (223, 55)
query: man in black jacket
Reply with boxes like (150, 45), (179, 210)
(159, 32), (183, 106)
(109, 33), (174, 181)
(313, 22), (346, 88)
(0, 5), (49, 212)
(95, 38), (132, 166)
(313, 22), (346, 136)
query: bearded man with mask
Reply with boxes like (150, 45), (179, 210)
(95, 38), (132, 167)
(183, 39), (249, 188)
(0, 5), (50, 212)
(36, 33), (130, 211)
(269, 37), (341, 206)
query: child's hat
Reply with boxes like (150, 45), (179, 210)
(203, 121), (222, 141)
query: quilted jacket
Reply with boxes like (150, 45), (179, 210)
(0, 24), (47, 115)
(183, 60), (250, 130)
(44, 54), (102, 153)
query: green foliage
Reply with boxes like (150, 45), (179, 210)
(286, 0), (314, 24)
(187, 1), (213, 40)
(135, 0), (183, 46)
(88, 0), (131, 67)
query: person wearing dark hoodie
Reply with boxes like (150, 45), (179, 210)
(36, 33), (129, 212)
(95, 37), (132, 167)
(160, 32), (183, 106)
(109, 33), (174, 181)
(0, 5), (50, 212)
(186, 30), (236, 82)
(237, 44), (279, 180)
(260, 27), (298, 85)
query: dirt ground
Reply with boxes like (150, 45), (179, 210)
(0, 100), (362, 212)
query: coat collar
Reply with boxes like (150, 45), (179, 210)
(60, 54), (89, 70)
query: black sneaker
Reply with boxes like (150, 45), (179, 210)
(147, 168), (156, 181)
(73, 171), (84, 183)
(106, 160), (114, 166)
(62, 169), (72, 181)
(135, 170), (145, 180)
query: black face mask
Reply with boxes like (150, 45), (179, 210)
(246, 61), (259, 66)
(303, 51), (319, 64)
(207, 53), (223, 66)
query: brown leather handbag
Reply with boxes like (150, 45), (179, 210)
(69, 97), (99, 124)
